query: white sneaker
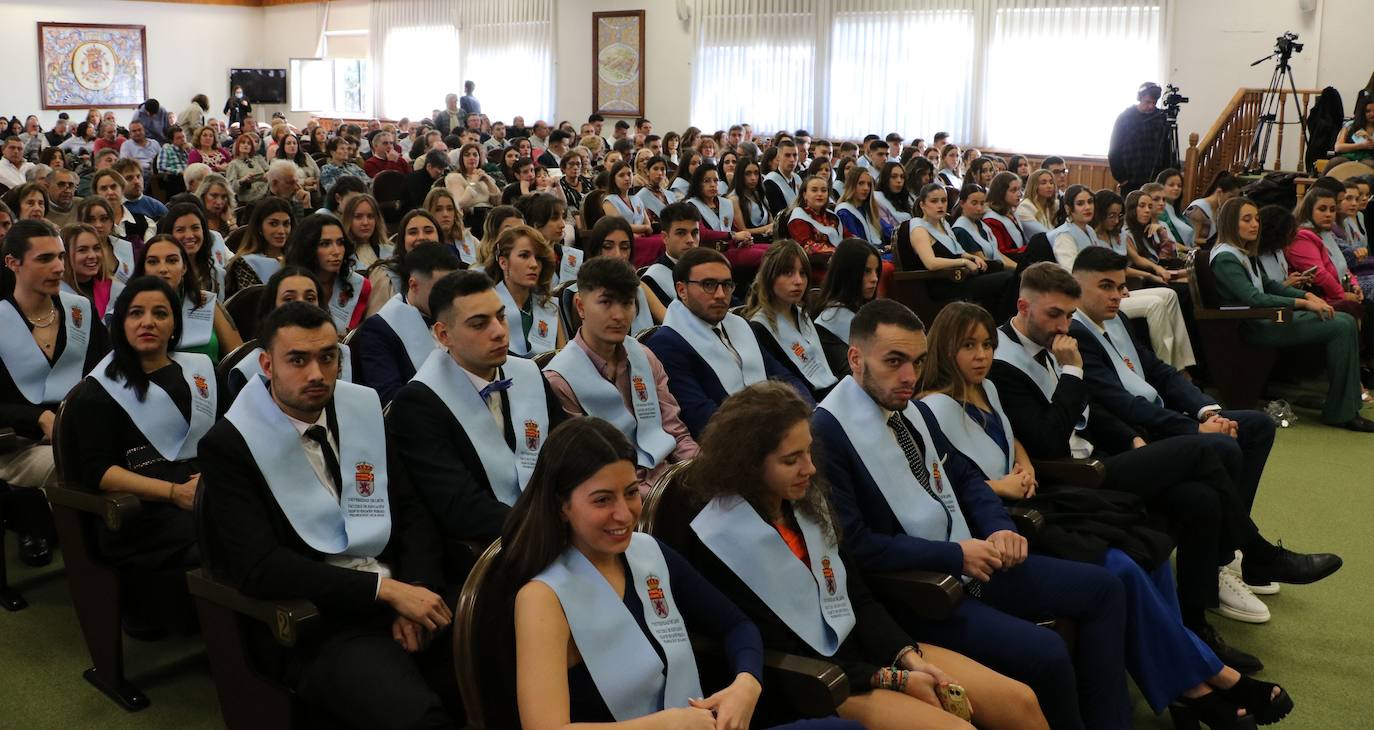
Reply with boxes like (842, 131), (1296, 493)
(1223, 550), (1280, 595)
(1211, 569), (1271, 623)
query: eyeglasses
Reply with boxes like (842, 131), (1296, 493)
(687, 279), (736, 294)
(1050, 167), (1069, 175)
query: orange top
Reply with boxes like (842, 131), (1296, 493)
(773, 517), (810, 564)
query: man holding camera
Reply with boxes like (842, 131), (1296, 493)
(1109, 82), (1175, 194)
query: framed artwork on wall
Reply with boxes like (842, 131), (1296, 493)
(37, 22), (149, 110)
(592, 10), (645, 117)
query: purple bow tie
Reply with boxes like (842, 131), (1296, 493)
(479, 378), (513, 401)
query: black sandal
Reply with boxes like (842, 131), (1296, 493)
(1215, 676), (1294, 725)
(1170, 692), (1257, 730)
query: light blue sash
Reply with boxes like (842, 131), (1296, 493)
(224, 376), (392, 557)
(409, 351), (546, 505)
(328, 270), (366, 333)
(764, 171), (801, 208)
(662, 300), (766, 395)
(1161, 205), (1195, 246)
(913, 217), (960, 256)
(229, 344), (353, 400)
(1210, 243), (1261, 291)
(634, 187), (675, 217)
(534, 534), (700, 721)
(91, 352), (216, 462)
(1099, 231), (1130, 256)
(874, 191), (912, 225)
(688, 197), (734, 232)
(112, 237), (134, 283)
(1316, 228), (1351, 280)
(814, 305), (855, 344)
(0, 292), (91, 405)
(669, 177), (691, 199)
(993, 327), (1090, 431)
(953, 217), (997, 258)
(921, 384), (1015, 480)
(817, 377), (973, 544)
(642, 263), (676, 304)
(208, 232), (233, 271)
(1253, 249), (1287, 286)
(836, 202), (882, 247)
(751, 307), (837, 390)
(788, 207), (842, 246)
(241, 253), (282, 285)
(178, 291), (217, 349)
(1050, 221), (1107, 263)
(495, 280), (559, 357)
(560, 246), (583, 285)
(546, 339), (675, 469)
(983, 210), (1024, 248)
(1184, 198), (1213, 229)
(938, 169), (963, 189)
(608, 194), (648, 226)
(741, 197), (769, 228)
(374, 294), (438, 372)
(1074, 311), (1162, 406)
(691, 495), (855, 656)
(453, 233), (478, 267)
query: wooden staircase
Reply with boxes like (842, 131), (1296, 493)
(1182, 86), (1324, 201)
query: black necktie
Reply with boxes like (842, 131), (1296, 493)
(1034, 349), (1052, 372)
(885, 413), (940, 505)
(305, 425), (343, 496)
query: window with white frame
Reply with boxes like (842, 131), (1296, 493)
(290, 58), (372, 116)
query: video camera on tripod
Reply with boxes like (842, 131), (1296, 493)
(1244, 31), (1308, 172)
(1162, 84), (1188, 119)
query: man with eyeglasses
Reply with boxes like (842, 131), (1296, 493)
(1044, 156), (1070, 202)
(646, 247), (810, 438)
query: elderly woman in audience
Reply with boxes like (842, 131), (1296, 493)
(743, 241), (840, 401)
(677, 382), (1046, 730)
(224, 196), (293, 295)
(1016, 169), (1058, 237)
(341, 194), (392, 272)
(486, 224), (565, 356)
(366, 208), (445, 315)
(64, 275), (208, 637)
(555, 153), (592, 224)
(284, 213), (370, 334)
(6, 183), (47, 221)
(133, 234), (241, 362)
(907, 182), (1016, 319)
(225, 132), (269, 204)
(90, 168), (150, 247)
(194, 173), (237, 237)
(786, 175), (841, 259)
(424, 187), (479, 267)
(60, 222), (110, 311)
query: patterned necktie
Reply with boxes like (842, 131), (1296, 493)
(713, 325), (742, 368)
(885, 412), (939, 503)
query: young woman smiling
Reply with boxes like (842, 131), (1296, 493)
(223, 197), (293, 296)
(134, 235), (242, 362)
(59, 223), (109, 310)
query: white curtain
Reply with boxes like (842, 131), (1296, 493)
(370, 0), (461, 120)
(457, 0), (555, 123)
(691, 0), (819, 135)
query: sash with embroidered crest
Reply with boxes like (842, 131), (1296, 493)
(545, 339), (674, 469)
(662, 300), (766, 395)
(814, 305), (855, 344)
(993, 328), (1090, 431)
(873, 191), (913, 226)
(691, 495), (856, 655)
(751, 307), (837, 390)
(818, 377), (973, 545)
(452, 233), (478, 267)
(1072, 311), (1162, 406)
(495, 280), (559, 357)
(112, 237), (135, 283)
(0, 291), (91, 405)
(764, 171), (801, 208)
(788, 207), (842, 246)
(642, 264), (676, 304)
(836, 202), (882, 247)
(208, 231), (233, 272)
(920, 384), (1016, 481)
(560, 246), (584, 285)
(608, 194), (648, 226)
(669, 177), (691, 199)
(91, 351), (216, 462)
(224, 376), (391, 557)
(375, 294), (439, 371)
(328, 270), (366, 333)
(534, 534), (700, 721)
(410, 350), (546, 505)
(688, 197), (734, 233)
(178, 291), (217, 349)
(634, 187), (676, 218)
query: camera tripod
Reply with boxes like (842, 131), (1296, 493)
(1244, 46), (1309, 173)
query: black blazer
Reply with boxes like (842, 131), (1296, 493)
(350, 310), (430, 407)
(641, 253), (676, 307)
(986, 323), (1138, 459)
(0, 295), (109, 436)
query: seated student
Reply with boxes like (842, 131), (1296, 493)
(199, 302), (455, 729)
(670, 150), (701, 200)
(76, 196), (134, 312)
(157, 201), (233, 299)
(342, 194), (393, 272)
(1052, 185), (1197, 370)
(1254, 205), (1313, 290)
(1328, 95), (1374, 169)
(424, 188), (479, 268)
(874, 161), (914, 229)
(543, 257), (697, 492)
(1287, 186), (1370, 318)
(485, 224), (565, 357)
(743, 241), (840, 401)
(836, 166), (889, 252)
(572, 216), (664, 328)
(687, 162), (752, 248)
(989, 262), (1343, 675)
(601, 161), (654, 237)
(1211, 198), (1372, 430)
(647, 247), (809, 438)
(907, 183), (1017, 320)
(763, 139), (804, 214)
(1152, 168), (1196, 247)
(813, 298), (1128, 730)
(919, 302), (1295, 727)
(224, 197), (294, 297)
(66, 276), (210, 635)
(91, 168), (151, 248)
(641, 202), (702, 307)
(365, 209), (444, 316)
(0, 220), (111, 565)
(226, 265), (354, 401)
(1123, 189), (1181, 275)
(680, 382), (1045, 730)
(352, 243), (460, 405)
(935, 144), (964, 190)
(500, 158), (538, 205)
(812, 239), (879, 377)
(952, 182), (1017, 272)
(134, 235), (242, 362)
(506, 418), (857, 730)
(1092, 190), (1171, 287)
(387, 270), (565, 577)
(60, 222), (112, 314)
(632, 154), (680, 220)
(785, 176), (841, 258)
(284, 213), (371, 334)
(405, 150), (452, 214)
(1185, 171), (1242, 245)
(1015, 169), (1058, 239)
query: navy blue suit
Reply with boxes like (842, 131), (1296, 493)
(351, 310), (430, 407)
(646, 323), (812, 439)
(815, 401), (1129, 730)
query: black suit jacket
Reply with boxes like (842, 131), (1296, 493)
(641, 253), (675, 307)
(1069, 314), (1213, 440)
(351, 310), (430, 407)
(986, 322), (1137, 459)
(403, 169), (437, 212)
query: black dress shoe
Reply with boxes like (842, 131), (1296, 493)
(1243, 546), (1343, 586)
(17, 534), (52, 567)
(1342, 415), (1374, 432)
(1196, 623), (1263, 675)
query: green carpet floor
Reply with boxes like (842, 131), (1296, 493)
(0, 411), (1367, 728)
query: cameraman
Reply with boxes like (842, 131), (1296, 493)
(1109, 82), (1173, 194)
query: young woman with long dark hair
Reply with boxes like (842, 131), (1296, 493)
(134, 234), (242, 362)
(283, 213), (370, 333)
(224, 196), (294, 296)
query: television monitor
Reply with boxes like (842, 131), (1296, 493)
(229, 68), (287, 104)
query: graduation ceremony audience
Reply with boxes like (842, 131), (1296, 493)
(9, 70), (1374, 730)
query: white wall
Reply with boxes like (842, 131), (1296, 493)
(0, 0), (264, 128)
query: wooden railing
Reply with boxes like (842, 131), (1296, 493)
(1182, 86), (1323, 202)
(980, 149), (1117, 190)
